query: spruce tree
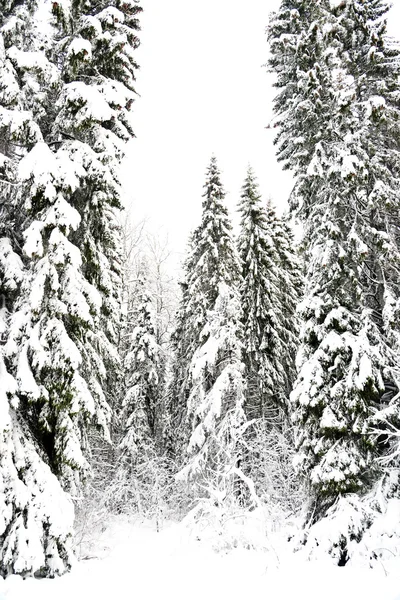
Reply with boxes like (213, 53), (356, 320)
(238, 167), (301, 420)
(268, 0), (333, 198)
(327, 0), (400, 482)
(0, 2), (75, 575)
(268, 0), (396, 518)
(0, 350), (74, 577)
(167, 227), (203, 459)
(52, 0), (142, 428)
(176, 157), (246, 488)
(4, 0), (142, 494)
(0, 236), (74, 577)
(270, 208), (303, 399)
(120, 270), (161, 457)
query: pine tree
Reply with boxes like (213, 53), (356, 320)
(268, 0), (398, 517)
(237, 167), (301, 421)
(176, 157), (246, 489)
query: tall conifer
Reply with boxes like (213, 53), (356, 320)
(175, 158), (246, 486)
(268, 0), (398, 517)
(0, 0), (75, 575)
(237, 167), (300, 420)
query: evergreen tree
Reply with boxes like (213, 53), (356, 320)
(166, 228), (203, 459)
(185, 158), (241, 342)
(179, 283), (246, 486)
(328, 0), (400, 446)
(52, 0), (142, 430)
(268, 0), (400, 518)
(120, 269), (161, 457)
(4, 0), (142, 495)
(270, 208), (303, 399)
(237, 167), (301, 421)
(176, 157), (246, 488)
(0, 350), (74, 577)
(0, 235), (74, 577)
(268, 0), (333, 199)
(0, 1), (75, 575)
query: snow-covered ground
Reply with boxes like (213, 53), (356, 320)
(1, 516), (400, 600)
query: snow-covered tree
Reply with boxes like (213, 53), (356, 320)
(0, 350), (74, 578)
(237, 167), (300, 420)
(184, 157), (241, 348)
(120, 269), (161, 457)
(166, 228), (203, 459)
(267, 0), (333, 198)
(52, 0), (142, 421)
(3, 0), (142, 495)
(268, 0), (400, 514)
(0, 0), (78, 575)
(175, 158), (246, 489)
(328, 0), (400, 443)
(179, 282), (246, 486)
(270, 208), (303, 398)
(0, 226), (74, 577)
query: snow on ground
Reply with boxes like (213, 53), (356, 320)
(1, 516), (400, 600)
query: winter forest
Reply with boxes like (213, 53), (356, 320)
(2, 0), (400, 598)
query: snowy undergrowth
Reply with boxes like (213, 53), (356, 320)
(181, 494), (298, 558)
(1, 514), (400, 600)
(74, 451), (190, 560)
(296, 492), (400, 575)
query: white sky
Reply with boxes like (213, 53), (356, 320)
(121, 0), (400, 259)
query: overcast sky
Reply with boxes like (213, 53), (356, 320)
(121, 0), (400, 259)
